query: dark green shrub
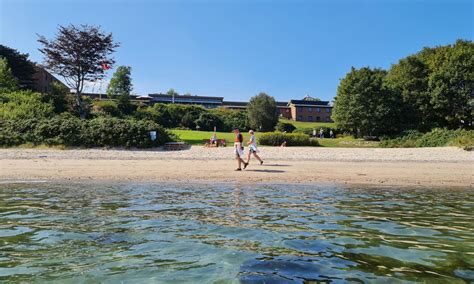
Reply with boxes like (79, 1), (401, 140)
(92, 100), (122, 117)
(210, 108), (250, 132)
(83, 117), (171, 148)
(34, 116), (84, 145)
(1, 118), (39, 144)
(258, 132), (319, 146)
(194, 112), (224, 131)
(416, 128), (473, 147)
(0, 116), (173, 148)
(380, 128), (473, 148)
(275, 121), (296, 133)
(0, 130), (23, 146)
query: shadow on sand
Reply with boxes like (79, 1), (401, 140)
(244, 169), (285, 173)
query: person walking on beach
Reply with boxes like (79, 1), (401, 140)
(246, 130), (263, 166)
(233, 128), (248, 171)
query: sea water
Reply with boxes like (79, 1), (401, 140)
(0, 182), (472, 283)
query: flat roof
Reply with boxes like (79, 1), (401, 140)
(149, 93), (224, 100)
(289, 100), (331, 106)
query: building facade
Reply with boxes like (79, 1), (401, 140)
(118, 92), (333, 122)
(31, 66), (67, 93)
(222, 101), (292, 119)
(148, 93), (223, 108)
(288, 96), (333, 122)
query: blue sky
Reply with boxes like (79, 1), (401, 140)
(1, 0), (472, 102)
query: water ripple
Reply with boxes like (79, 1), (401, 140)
(0, 182), (472, 282)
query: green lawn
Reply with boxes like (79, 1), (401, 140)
(279, 118), (336, 129)
(171, 129), (378, 147)
(171, 129), (262, 145)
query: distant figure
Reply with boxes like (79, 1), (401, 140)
(210, 132), (218, 146)
(246, 130), (263, 166)
(233, 128), (248, 171)
(281, 141), (287, 147)
(319, 128), (324, 139)
(312, 129), (317, 137)
(330, 130), (334, 138)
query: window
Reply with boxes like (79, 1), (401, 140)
(316, 116), (320, 121)
(286, 109), (289, 113)
(316, 107), (321, 112)
(308, 107), (312, 112)
(297, 107), (303, 112)
(326, 117), (331, 122)
(326, 108), (330, 113)
(297, 115), (303, 121)
(308, 116), (313, 121)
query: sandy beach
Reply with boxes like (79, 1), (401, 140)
(0, 147), (472, 187)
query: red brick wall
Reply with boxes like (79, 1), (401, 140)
(290, 105), (333, 122)
(278, 107), (292, 119)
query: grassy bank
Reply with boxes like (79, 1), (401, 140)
(171, 129), (261, 145)
(171, 129), (377, 147)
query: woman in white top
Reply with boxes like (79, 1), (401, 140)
(246, 130), (263, 165)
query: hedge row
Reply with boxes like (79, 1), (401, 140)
(0, 116), (173, 148)
(379, 128), (474, 149)
(258, 132), (319, 146)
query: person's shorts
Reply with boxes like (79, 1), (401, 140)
(234, 147), (244, 158)
(249, 145), (258, 154)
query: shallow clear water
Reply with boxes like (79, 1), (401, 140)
(0, 182), (473, 283)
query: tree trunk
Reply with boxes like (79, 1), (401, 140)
(75, 92), (85, 119)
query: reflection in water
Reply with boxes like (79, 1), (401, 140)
(0, 182), (473, 282)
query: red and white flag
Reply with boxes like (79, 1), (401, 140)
(101, 61), (111, 70)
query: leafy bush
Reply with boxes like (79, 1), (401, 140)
(379, 130), (423, 147)
(258, 132), (319, 146)
(34, 116), (84, 145)
(0, 90), (54, 120)
(83, 117), (170, 148)
(0, 116), (173, 148)
(194, 112), (224, 131)
(91, 100), (121, 117)
(275, 121), (296, 133)
(416, 128), (473, 147)
(211, 108), (250, 132)
(380, 128), (473, 149)
(41, 81), (70, 114)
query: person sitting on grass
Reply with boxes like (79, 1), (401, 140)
(210, 132), (218, 147)
(245, 130), (263, 166)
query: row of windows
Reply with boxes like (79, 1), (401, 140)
(296, 116), (332, 122)
(296, 107), (330, 113)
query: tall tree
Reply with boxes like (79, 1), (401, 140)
(333, 67), (402, 137)
(247, 92), (278, 132)
(106, 66), (133, 114)
(424, 40), (473, 129)
(0, 58), (19, 92)
(385, 55), (433, 131)
(0, 45), (36, 90)
(386, 39), (474, 130)
(38, 24), (119, 118)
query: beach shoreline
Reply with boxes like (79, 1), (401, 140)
(1, 147), (472, 188)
